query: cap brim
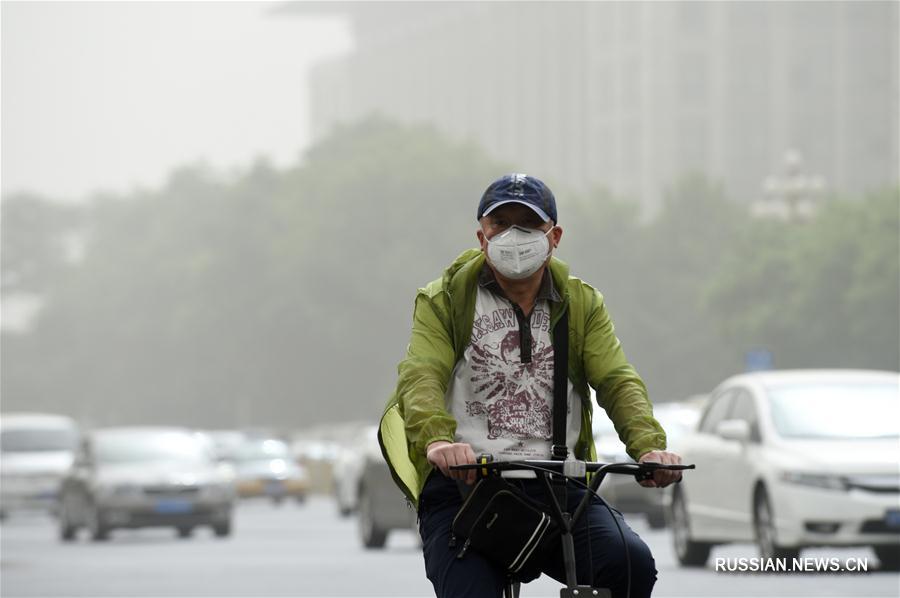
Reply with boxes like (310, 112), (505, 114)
(481, 200), (551, 222)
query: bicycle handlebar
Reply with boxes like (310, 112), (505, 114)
(450, 457), (695, 482)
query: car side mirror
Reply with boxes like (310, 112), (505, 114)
(716, 419), (751, 443)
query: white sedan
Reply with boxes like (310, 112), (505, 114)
(332, 425), (380, 517)
(670, 369), (900, 571)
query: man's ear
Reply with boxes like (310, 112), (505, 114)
(550, 225), (563, 249)
(476, 229), (488, 251)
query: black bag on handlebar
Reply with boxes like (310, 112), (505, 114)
(451, 476), (557, 573)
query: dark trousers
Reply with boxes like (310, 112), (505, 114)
(418, 472), (658, 598)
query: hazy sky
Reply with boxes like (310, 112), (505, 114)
(1, 1), (352, 202)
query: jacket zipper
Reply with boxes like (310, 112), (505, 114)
(449, 481), (490, 556)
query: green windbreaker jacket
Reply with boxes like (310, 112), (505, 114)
(378, 249), (666, 507)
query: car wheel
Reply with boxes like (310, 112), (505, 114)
(670, 487), (712, 567)
(213, 521), (232, 538)
(874, 545), (900, 571)
(176, 526), (193, 539)
(358, 488), (387, 549)
(754, 489), (800, 560)
(87, 504), (110, 542)
(335, 487), (352, 517)
(59, 498), (77, 542)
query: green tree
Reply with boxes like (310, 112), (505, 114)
(707, 188), (900, 371)
(2, 119), (507, 427)
(626, 174), (746, 399)
(1, 193), (84, 294)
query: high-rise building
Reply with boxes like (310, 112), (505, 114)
(281, 1), (898, 211)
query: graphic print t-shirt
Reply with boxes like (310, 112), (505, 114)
(446, 286), (581, 464)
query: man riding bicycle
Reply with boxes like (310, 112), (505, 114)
(379, 174), (683, 598)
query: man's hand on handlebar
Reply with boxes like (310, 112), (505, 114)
(637, 450), (683, 488)
(426, 441), (478, 485)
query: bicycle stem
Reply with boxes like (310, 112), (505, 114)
(538, 469), (579, 588)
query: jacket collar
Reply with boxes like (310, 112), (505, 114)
(477, 262), (562, 304)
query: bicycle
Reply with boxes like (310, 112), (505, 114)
(450, 456), (695, 598)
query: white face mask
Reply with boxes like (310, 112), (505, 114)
(486, 225), (553, 280)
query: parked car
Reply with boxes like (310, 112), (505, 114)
(291, 436), (343, 495)
(233, 438), (309, 504)
(58, 426), (235, 541)
(670, 369), (900, 570)
(356, 434), (417, 549)
(1, 413), (80, 519)
(592, 401), (702, 528)
(332, 425), (379, 517)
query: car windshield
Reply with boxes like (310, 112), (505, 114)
(236, 439), (289, 461)
(768, 382), (900, 439)
(94, 431), (211, 464)
(1, 428), (79, 452)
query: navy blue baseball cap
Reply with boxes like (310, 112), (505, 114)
(477, 173), (557, 223)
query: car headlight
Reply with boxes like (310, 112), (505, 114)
(780, 472), (847, 491)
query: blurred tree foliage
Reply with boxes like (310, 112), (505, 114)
(1, 192), (84, 295)
(2, 118), (897, 428)
(2, 119), (504, 426)
(565, 174), (749, 399)
(705, 187), (900, 373)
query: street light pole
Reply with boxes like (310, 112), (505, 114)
(756, 149), (826, 222)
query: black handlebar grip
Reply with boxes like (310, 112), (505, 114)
(635, 469), (655, 482)
(634, 462), (689, 483)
